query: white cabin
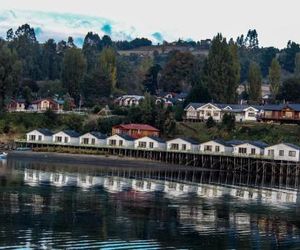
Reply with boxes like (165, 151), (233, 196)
(134, 136), (166, 150)
(264, 143), (300, 162)
(199, 140), (232, 154)
(52, 130), (80, 145)
(166, 138), (199, 152)
(185, 103), (222, 122)
(26, 129), (53, 143)
(79, 132), (107, 146)
(232, 141), (267, 156)
(106, 134), (134, 148)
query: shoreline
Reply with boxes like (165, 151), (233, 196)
(8, 151), (208, 170)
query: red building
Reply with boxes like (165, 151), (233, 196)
(112, 124), (160, 139)
(260, 104), (300, 123)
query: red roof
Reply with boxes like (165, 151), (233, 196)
(114, 124), (159, 132)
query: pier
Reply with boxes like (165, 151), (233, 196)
(15, 140), (300, 177)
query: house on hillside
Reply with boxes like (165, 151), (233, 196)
(231, 141), (268, 156)
(106, 134), (135, 148)
(264, 143), (300, 162)
(199, 140), (233, 154)
(221, 104), (259, 122)
(26, 129), (53, 143)
(52, 130), (80, 145)
(79, 132), (107, 146)
(115, 95), (144, 107)
(184, 103), (222, 122)
(112, 124), (160, 139)
(30, 98), (64, 112)
(166, 138), (199, 152)
(259, 104), (300, 123)
(134, 136), (166, 150)
(7, 99), (26, 112)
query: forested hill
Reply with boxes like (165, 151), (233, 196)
(1, 24), (300, 109)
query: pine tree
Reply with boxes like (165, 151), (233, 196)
(248, 62), (262, 103)
(294, 53), (300, 77)
(268, 58), (281, 100)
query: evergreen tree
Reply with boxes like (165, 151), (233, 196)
(203, 33), (239, 103)
(82, 32), (102, 72)
(248, 62), (262, 103)
(268, 58), (281, 100)
(99, 47), (117, 92)
(0, 42), (22, 110)
(62, 48), (86, 105)
(294, 53), (300, 77)
(143, 64), (161, 95)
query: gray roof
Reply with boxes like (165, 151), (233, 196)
(117, 134), (135, 141)
(208, 139), (232, 147)
(228, 140), (268, 148)
(36, 128), (53, 136)
(178, 137), (199, 145)
(261, 104), (300, 112)
(147, 136), (166, 143)
(90, 131), (107, 140)
(282, 143), (300, 150)
(63, 130), (81, 138)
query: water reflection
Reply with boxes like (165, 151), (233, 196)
(0, 159), (300, 249)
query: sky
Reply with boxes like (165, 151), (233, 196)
(0, 0), (299, 48)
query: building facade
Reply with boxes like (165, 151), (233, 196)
(112, 124), (160, 139)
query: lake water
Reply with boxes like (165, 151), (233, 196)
(0, 158), (300, 249)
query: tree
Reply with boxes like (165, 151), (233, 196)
(221, 113), (235, 132)
(61, 48), (86, 105)
(99, 47), (117, 93)
(41, 39), (59, 80)
(0, 42), (22, 110)
(202, 33), (239, 103)
(248, 62), (262, 103)
(279, 41), (300, 73)
(185, 82), (211, 104)
(278, 78), (300, 102)
(160, 51), (196, 93)
(206, 116), (216, 128)
(268, 58), (281, 100)
(245, 29), (259, 49)
(143, 64), (161, 94)
(294, 53), (300, 77)
(82, 32), (102, 72)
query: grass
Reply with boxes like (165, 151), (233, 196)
(175, 122), (300, 145)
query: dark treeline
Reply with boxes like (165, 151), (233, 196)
(1, 24), (300, 112)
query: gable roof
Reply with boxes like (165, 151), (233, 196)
(115, 134), (135, 141)
(267, 143), (300, 150)
(114, 124), (159, 132)
(168, 137), (199, 145)
(229, 140), (268, 148)
(203, 139), (232, 147)
(147, 136), (166, 143)
(62, 130), (81, 138)
(89, 131), (107, 139)
(35, 128), (53, 136)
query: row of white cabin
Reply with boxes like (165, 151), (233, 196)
(26, 129), (300, 162)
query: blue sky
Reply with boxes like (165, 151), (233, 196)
(0, 0), (299, 48)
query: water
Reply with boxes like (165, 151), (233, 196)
(0, 158), (300, 249)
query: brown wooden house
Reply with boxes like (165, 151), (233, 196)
(112, 124), (160, 139)
(260, 104), (300, 123)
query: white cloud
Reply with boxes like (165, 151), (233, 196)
(0, 0), (300, 48)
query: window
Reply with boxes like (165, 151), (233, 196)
(64, 137), (69, 143)
(29, 135), (36, 141)
(38, 135), (42, 141)
(215, 146), (220, 152)
(204, 145), (212, 152)
(248, 112), (256, 117)
(279, 150), (284, 156)
(289, 151), (296, 157)
(138, 141), (147, 148)
(171, 144), (179, 150)
(109, 139), (116, 146)
(250, 148), (256, 155)
(119, 140), (123, 146)
(82, 138), (89, 144)
(238, 148), (247, 154)
(55, 136), (62, 143)
(268, 150), (274, 156)
(149, 142), (154, 148)
(213, 112), (219, 117)
(182, 144), (187, 151)
(91, 138), (96, 145)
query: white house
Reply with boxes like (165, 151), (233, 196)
(106, 134), (134, 148)
(52, 130), (80, 145)
(115, 95), (144, 107)
(231, 141), (268, 156)
(199, 140), (233, 154)
(185, 103), (222, 122)
(79, 132), (107, 146)
(264, 143), (300, 162)
(166, 138), (199, 152)
(221, 105), (259, 122)
(26, 129), (53, 143)
(134, 136), (166, 150)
